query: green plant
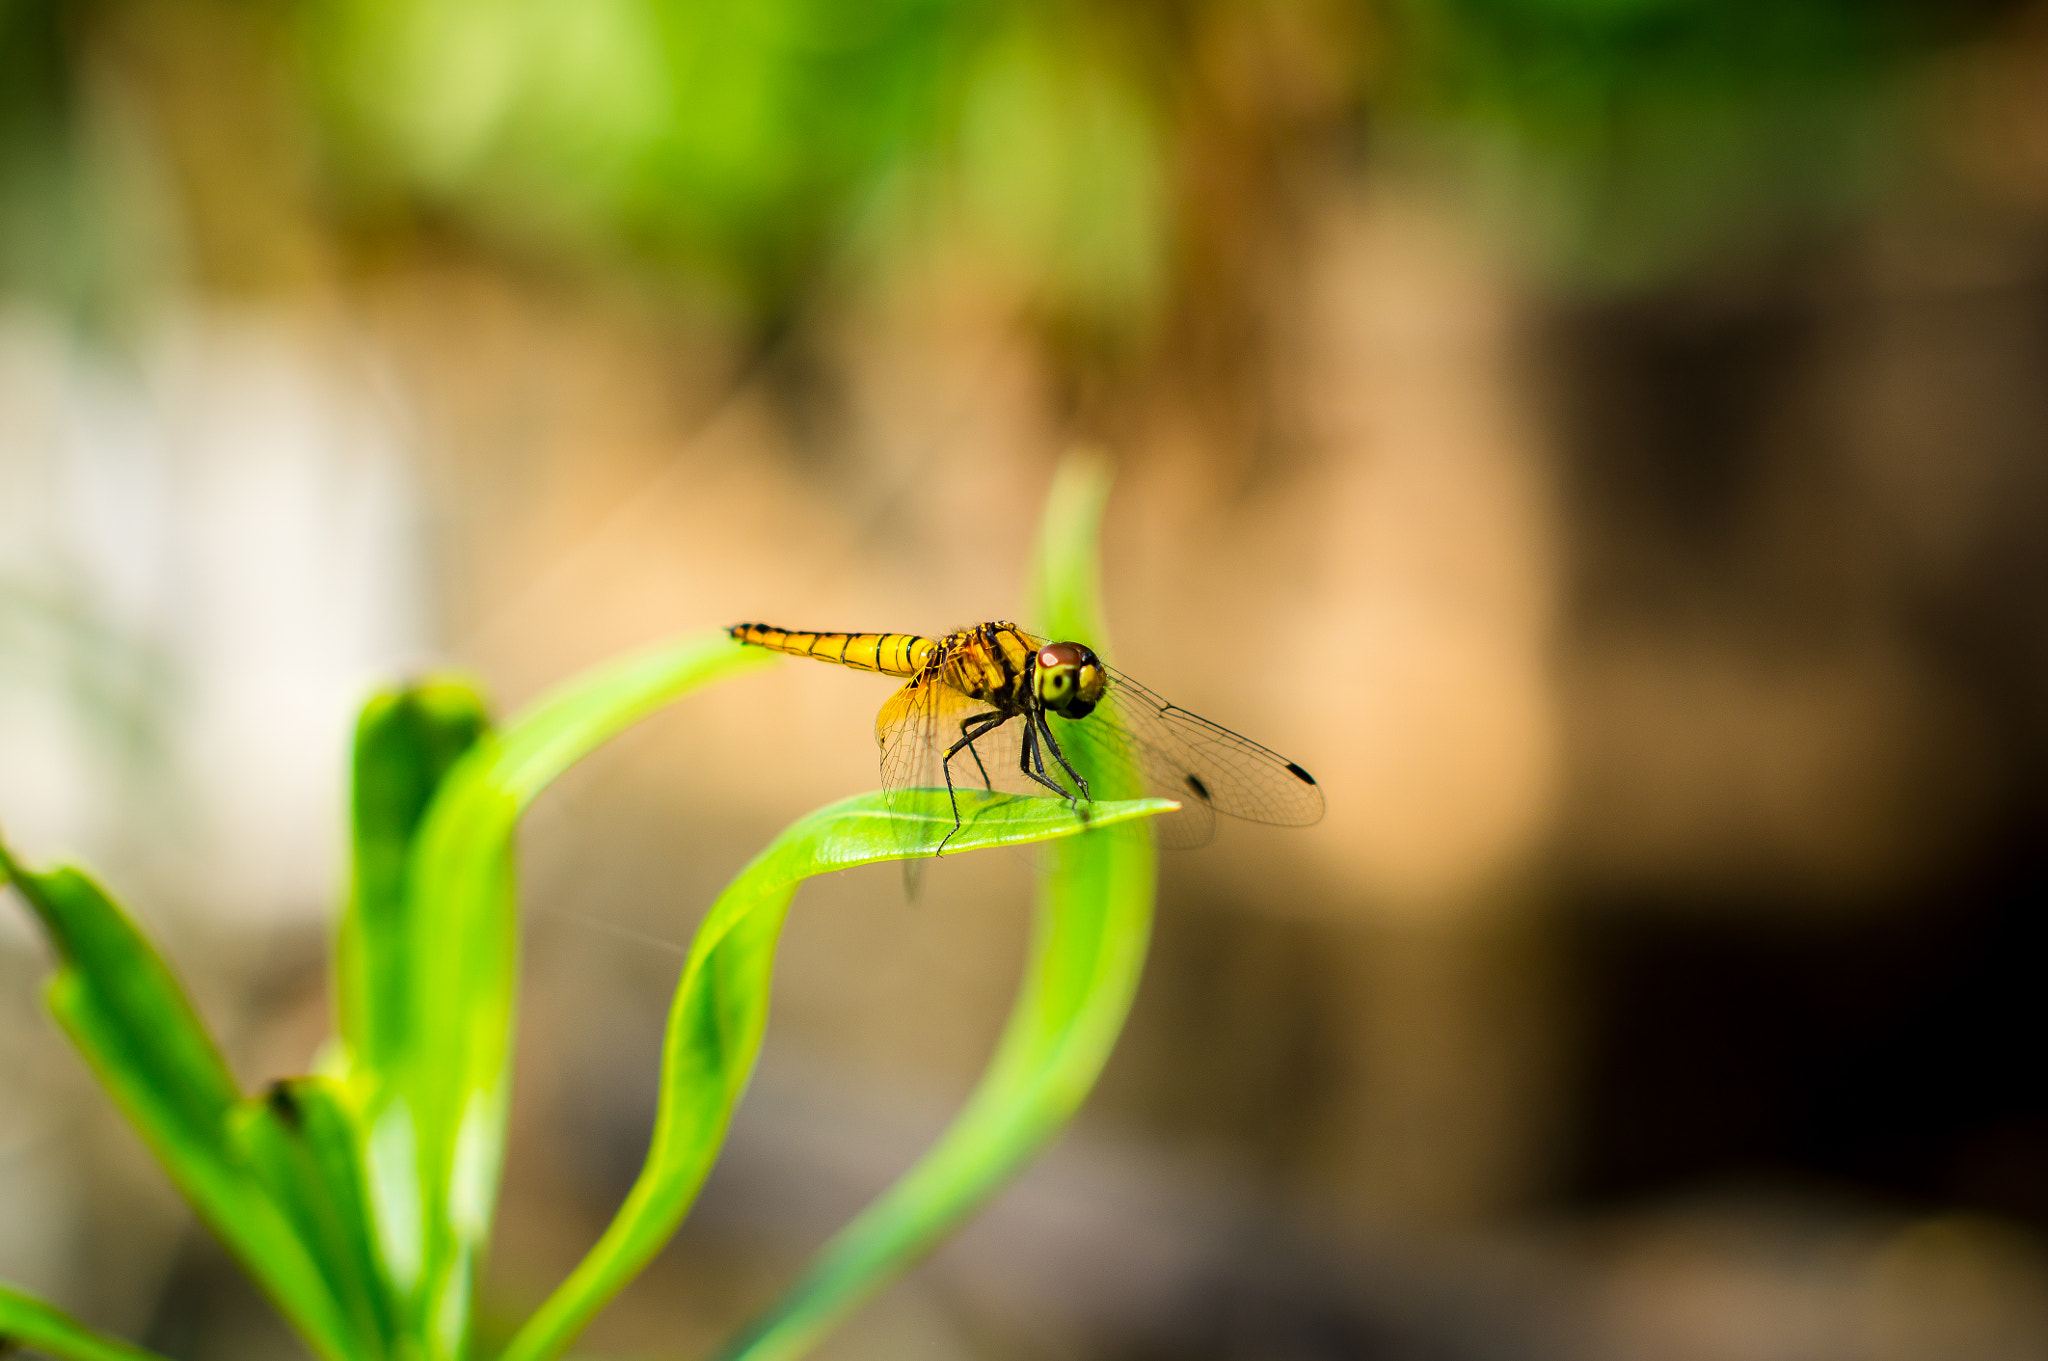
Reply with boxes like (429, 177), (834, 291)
(0, 453), (1169, 1361)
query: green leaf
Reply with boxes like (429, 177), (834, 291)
(349, 633), (774, 1359)
(231, 1077), (401, 1360)
(0, 1283), (170, 1361)
(340, 679), (492, 1083)
(0, 843), (362, 1361)
(499, 787), (1172, 1361)
(329, 675), (493, 1353)
(713, 448), (1159, 1361)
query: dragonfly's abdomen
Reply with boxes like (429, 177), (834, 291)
(729, 623), (934, 677)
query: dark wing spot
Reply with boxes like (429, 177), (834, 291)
(1285, 762), (1316, 785)
(1185, 774), (1212, 803)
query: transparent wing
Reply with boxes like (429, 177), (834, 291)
(877, 675), (1062, 868)
(878, 675), (1008, 802)
(1091, 665), (1325, 826)
(1008, 629), (1322, 848)
(1034, 700), (1217, 849)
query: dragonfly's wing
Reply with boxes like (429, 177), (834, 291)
(877, 675), (1041, 866)
(1096, 665), (1323, 821)
(1026, 661), (1320, 849)
(878, 675), (1006, 801)
(1007, 629), (1320, 848)
(1039, 693), (1218, 849)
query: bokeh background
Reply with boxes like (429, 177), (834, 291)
(6, 1), (2048, 1357)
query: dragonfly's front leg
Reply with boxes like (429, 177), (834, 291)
(1035, 710), (1091, 804)
(1017, 717), (1077, 800)
(1015, 712), (1081, 798)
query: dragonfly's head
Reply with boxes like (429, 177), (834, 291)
(1034, 641), (1107, 719)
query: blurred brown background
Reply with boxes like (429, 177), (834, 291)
(5, 1), (2048, 1357)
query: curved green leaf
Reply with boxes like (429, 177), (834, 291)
(500, 786), (1171, 1361)
(715, 449), (1157, 1361)
(344, 632), (774, 1358)
(0, 1283), (170, 1361)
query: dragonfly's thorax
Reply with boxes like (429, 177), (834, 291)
(934, 622), (1038, 713)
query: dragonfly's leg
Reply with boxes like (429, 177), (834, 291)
(938, 713), (1007, 853)
(1017, 716), (1075, 800)
(1036, 711), (1092, 804)
(958, 717), (995, 790)
(943, 713), (1005, 787)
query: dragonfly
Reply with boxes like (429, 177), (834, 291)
(729, 620), (1323, 853)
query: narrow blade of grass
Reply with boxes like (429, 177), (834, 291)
(340, 680), (492, 1086)
(500, 788), (1172, 1361)
(357, 633), (774, 1360)
(713, 449), (1156, 1361)
(331, 676), (496, 1350)
(0, 1284), (172, 1361)
(0, 842), (362, 1361)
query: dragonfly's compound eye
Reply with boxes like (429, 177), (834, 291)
(1036, 641), (1108, 718)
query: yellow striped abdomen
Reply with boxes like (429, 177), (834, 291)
(728, 623), (935, 677)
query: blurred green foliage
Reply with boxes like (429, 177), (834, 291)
(0, 0), (78, 300)
(1383, 0), (1996, 285)
(300, 0), (1167, 323)
(0, 0), (175, 327)
(0, 463), (1168, 1361)
(0, 0), (2022, 320)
